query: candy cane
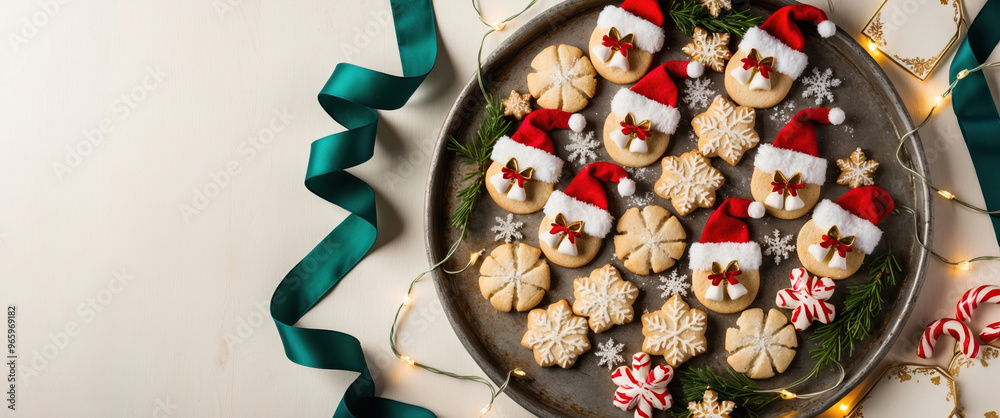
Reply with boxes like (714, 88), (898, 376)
(955, 285), (1000, 322)
(981, 322), (1000, 345)
(917, 318), (979, 359)
(611, 353), (673, 418)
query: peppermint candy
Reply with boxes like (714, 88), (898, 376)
(611, 353), (673, 418)
(956, 285), (1000, 322)
(917, 318), (979, 359)
(981, 322), (1000, 345)
(775, 268), (836, 331)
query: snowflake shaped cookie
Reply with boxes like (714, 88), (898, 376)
(700, 0), (732, 17)
(725, 308), (797, 379)
(611, 352), (674, 418)
(687, 389), (736, 418)
(693, 95), (760, 166)
(762, 230), (795, 265)
(572, 264), (639, 333)
(658, 271), (691, 298)
(836, 147), (879, 188)
(526, 44), (597, 112)
(565, 130), (599, 165)
(655, 150), (725, 216)
(642, 294), (708, 368)
(614, 205), (687, 275)
(502, 89), (532, 120)
(595, 337), (625, 371)
(682, 27), (732, 72)
(775, 268), (836, 331)
(479, 243), (550, 312)
(491, 213), (523, 243)
(801, 67), (842, 105)
(683, 78), (715, 110)
(521, 299), (591, 368)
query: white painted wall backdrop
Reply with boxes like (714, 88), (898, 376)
(0, 0), (997, 416)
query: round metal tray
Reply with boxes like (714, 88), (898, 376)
(424, 1), (931, 416)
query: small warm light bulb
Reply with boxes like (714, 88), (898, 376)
(471, 251), (482, 265)
(780, 390), (797, 400)
(938, 190), (956, 200)
(933, 95), (945, 107)
(402, 294), (412, 306)
(491, 22), (505, 31)
(957, 69), (970, 79)
(957, 260), (972, 271)
(867, 41), (878, 53)
(400, 355), (416, 366)
(513, 368), (526, 377)
(839, 403), (849, 412)
(480, 404), (492, 415)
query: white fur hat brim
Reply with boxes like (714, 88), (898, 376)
(490, 136), (563, 183)
(611, 88), (680, 134)
(596, 5), (665, 53)
(738, 27), (809, 80)
(543, 190), (613, 238)
(811, 199), (882, 254)
(753, 144), (828, 185)
(688, 242), (763, 271)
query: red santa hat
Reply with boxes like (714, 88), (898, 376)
(595, 0), (666, 53)
(610, 60), (705, 135)
(689, 197), (765, 271)
(543, 162), (635, 238)
(753, 107), (844, 186)
(490, 109), (585, 183)
(812, 186), (894, 254)
(738, 4), (836, 80)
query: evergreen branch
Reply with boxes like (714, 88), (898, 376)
(447, 94), (512, 235)
(809, 247), (903, 375)
(669, 367), (778, 418)
(668, 0), (762, 37)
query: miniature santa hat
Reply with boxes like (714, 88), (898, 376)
(593, 0), (666, 68)
(738, 4), (836, 80)
(490, 109), (585, 183)
(689, 197), (765, 272)
(754, 107), (844, 186)
(543, 162), (635, 239)
(811, 186), (894, 255)
(610, 61), (705, 142)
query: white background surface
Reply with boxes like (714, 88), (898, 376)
(1, 0), (999, 416)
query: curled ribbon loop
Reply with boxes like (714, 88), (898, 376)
(601, 27), (634, 58)
(269, 0), (437, 416)
(765, 170), (806, 211)
(541, 213), (585, 256)
(705, 261), (748, 301)
(500, 158), (533, 190)
(808, 226), (856, 270)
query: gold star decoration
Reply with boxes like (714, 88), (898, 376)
(682, 27), (733, 73)
(502, 89), (533, 120)
(687, 389), (736, 418)
(700, 0), (732, 18)
(836, 147), (880, 188)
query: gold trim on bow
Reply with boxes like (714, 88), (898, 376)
(743, 48), (775, 84)
(501, 158), (534, 194)
(621, 113), (652, 149)
(602, 27), (635, 59)
(550, 213), (585, 247)
(710, 260), (741, 276)
(824, 225), (856, 249)
(771, 170), (802, 195)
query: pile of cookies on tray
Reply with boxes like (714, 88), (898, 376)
(475, 1), (893, 415)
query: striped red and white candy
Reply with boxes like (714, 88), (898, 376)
(917, 318), (980, 359)
(775, 268), (836, 331)
(981, 322), (1000, 345)
(956, 285), (1000, 322)
(611, 352), (674, 418)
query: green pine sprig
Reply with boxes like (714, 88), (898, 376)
(669, 366), (779, 418)
(668, 0), (763, 37)
(446, 94), (512, 237)
(809, 247), (903, 376)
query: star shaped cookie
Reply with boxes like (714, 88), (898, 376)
(502, 89), (532, 120)
(835, 147), (879, 188)
(654, 149), (725, 216)
(682, 27), (732, 72)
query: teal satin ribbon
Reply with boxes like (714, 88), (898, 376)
(950, 0), (1000, 240)
(269, 0), (437, 416)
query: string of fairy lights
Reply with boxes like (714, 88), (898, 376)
(387, 2), (1000, 416)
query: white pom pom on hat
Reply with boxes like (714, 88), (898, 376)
(569, 113), (587, 132)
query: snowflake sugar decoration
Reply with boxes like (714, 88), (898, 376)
(658, 270), (691, 298)
(655, 150), (725, 216)
(801, 67), (842, 105)
(641, 294), (708, 367)
(572, 265), (638, 333)
(491, 213), (523, 243)
(687, 389), (736, 418)
(762, 229), (795, 265)
(565, 130), (599, 165)
(682, 78), (715, 110)
(768, 101), (796, 124)
(594, 337), (625, 371)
